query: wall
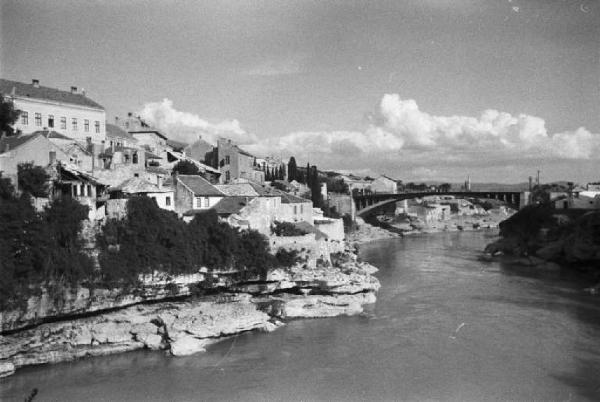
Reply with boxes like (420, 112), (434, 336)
(314, 218), (344, 241)
(270, 234), (345, 268)
(106, 199), (129, 220)
(192, 195), (223, 210)
(277, 201), (314, 224)
(371, 177), (397, 193)
(328, 193), (354, 217)
(12, 97), (106, 144)
(148, 191), (175, 211)
(236, 197), (281, 235)
(0, 135), (69, 183)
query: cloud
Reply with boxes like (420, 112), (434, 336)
(137, 99), (257, 145)
(253, 94), (600, 166)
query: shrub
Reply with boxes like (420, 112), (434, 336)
(274, 248), (301, 268)
(271, 221), (309, 236)
(18, 163), (49, 197)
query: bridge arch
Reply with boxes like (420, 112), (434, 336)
(353, 191), (527, 217)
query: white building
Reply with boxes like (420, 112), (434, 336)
(1, 78), (106, 144)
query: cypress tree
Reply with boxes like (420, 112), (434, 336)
(287, 157), (297, 182)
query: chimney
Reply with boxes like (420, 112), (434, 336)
(32, 79), (40, 88)
(115, 116), (119, 124)
(70, 86), (78, 94)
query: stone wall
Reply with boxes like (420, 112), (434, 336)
(328, 193), (355, 218)
(270, 234), (344, 268)
(314, 218), (344, 241)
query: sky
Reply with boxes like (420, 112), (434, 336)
(1, 0), (599, 183)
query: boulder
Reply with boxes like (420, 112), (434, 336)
(170, 336), (209, 356)
(0, 361), (15, 378)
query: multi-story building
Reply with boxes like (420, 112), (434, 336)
(0, 78), (106, 144)
(216, 138), (264, 183)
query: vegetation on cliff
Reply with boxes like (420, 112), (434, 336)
(0, 185), (299, 309)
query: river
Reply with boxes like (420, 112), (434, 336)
(1, 231), (599, 401)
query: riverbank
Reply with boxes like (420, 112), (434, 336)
(483, 205), (600, 291)
(0, 248), (380, 379)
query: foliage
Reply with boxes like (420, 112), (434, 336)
(18, 163), (50, 197)
(0, 192), (93, 309)
(98, 200), (282, 286)
(287, 157), (297, 182)
(326, 177), (349, 194)
(0, 93), (20, 136)
(342, 214), (357, 233)
(274, 248), (301, 268)
(173, 160), (201, 175)
(271, 220), (309, 236)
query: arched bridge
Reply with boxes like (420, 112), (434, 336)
(353, 191), (529, 217)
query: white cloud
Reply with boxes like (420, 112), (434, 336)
(137, 98), (257, 145)
(255, 94), (600, 165)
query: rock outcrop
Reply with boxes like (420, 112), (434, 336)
(0, 250), (380, 378)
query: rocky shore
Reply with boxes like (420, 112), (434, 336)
(0, 249), (379, 379)
(483, 206), (600, 291)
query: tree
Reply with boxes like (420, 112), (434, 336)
(0, 93), (20, 137)
(288, 157), (297, 182)
(18, 163), (49, 197)
(173, 160), (201, 175)
(310, 165), (323, 208)
(438, 183), (451, 192)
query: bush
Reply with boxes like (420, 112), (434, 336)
(18, 163), (49, 197)
(271, 221), (309, 236)
(274, 248), (301, 268)
(172, 160), (201, 175)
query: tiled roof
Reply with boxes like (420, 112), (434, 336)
(106, 123), (137, 142)
(0, 133), (42, 153)
(275, 190), (311, 204)
(245, 181), (310, 203)
(215, 183), (259, 197)
(0, 79), (104, 109)
(31, 130), (72, 140)
(166, 139), (189, 150)
(110, 177), (171, 194)
(177, 174), (224, 196)
(130, 130), (168, 140)
(211, 196), (251, 215)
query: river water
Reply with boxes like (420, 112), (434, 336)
(2, 231), (600, 401)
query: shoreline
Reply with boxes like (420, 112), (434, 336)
(0, 247), (380, 379)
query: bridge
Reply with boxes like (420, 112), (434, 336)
(353, 191), (530, 217)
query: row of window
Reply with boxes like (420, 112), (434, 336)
(20, 111), (101, 133)
(194, 196), (211, 208)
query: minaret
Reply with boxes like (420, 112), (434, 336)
(466, 175), (471, 191)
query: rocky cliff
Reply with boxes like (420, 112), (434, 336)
(0, 248), (380, 379)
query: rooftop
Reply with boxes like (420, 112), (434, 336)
(0, 132), (44, 153)
(215, 183), (260, 197)
(0, 78), (104, 109)
(106, 123), (138, 142)
(110, 177), (171, 194)
(211, 196), (251, 215)
(177, 174), (224, 196)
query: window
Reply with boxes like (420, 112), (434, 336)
(132, 152), (138, 164)
(21, 111), (29, 125)
(225, 171), (230, 182)
(35, 113), (42, 126)
(60, 117), (66, 129)
(195, 197), (202, 208)
(166, 197), (171, 206)
(204, 197), (209, 207)
(293, 205), (298, 215)
(84, 119), (89, 132)
(225, 155), (230, 165)
(48, 115), (54, 128)
(95, 121), (100, 133)
(72, 118), (78, 131)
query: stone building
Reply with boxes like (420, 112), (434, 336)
(216, 138), (264, 183)
(0, 78), (106, 144)
(173, 174), (225, 215)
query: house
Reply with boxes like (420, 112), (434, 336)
(165, 150), (221, 183)
(108, 177), (174, 212)
(183, 138), (214, 164)
(216, 138), (264, 183)
(129, 130), (169, 161)
(49, 162), (107, 219)
(30, 129), (94, 172)
(0, 78), (106, 144)
(341, 174), (373, 194)
(173, 174), (225, 215)
(106, 123), (138, 149)
(371, 175), (398, 193)
(0, 132), (69, 185)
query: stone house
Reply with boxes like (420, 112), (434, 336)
(173, 174), (225, 215)
(371, 175), (397, 193)
(0, 78), (106, 144)
(0, 132), (69, 186)
(106, 123), (138, 149)
(129, 130), (170, 162)
(108, 177), (174, 213)
(49, 162), (107, 219)
(183, 138), (214, 164)
(216, 138), (264, 183)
